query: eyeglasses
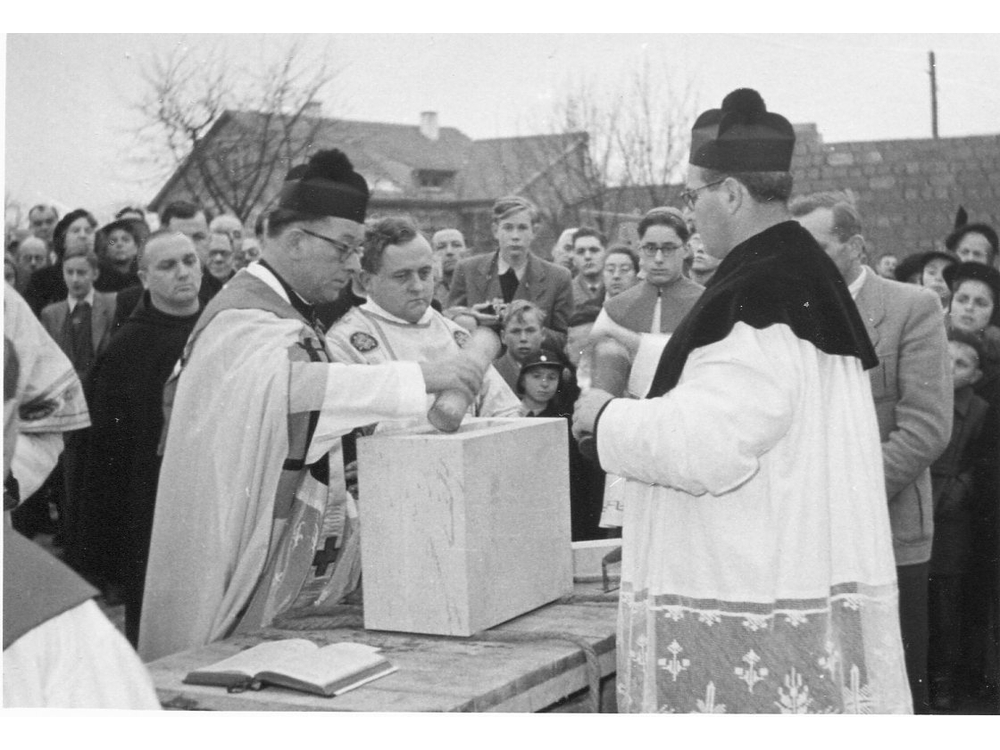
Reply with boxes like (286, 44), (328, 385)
(680, 178), (727, 210)
(639, 243), (684, 258)
(299, 228), (360, 260)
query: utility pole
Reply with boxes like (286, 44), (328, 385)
(929, 50), (939, 139)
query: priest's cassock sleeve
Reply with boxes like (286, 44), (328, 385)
(595, 322), (795, 496)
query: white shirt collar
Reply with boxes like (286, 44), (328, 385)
(496, 254), (526, 280)
(848, 265), (868, 300)
(362, 298), (435, 326)
(67, 288), (96, 312)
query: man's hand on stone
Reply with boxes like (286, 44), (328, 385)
(572, 388), (614, 443)
(419, 355), (484, 399)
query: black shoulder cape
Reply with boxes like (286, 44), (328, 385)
(646, 221), (877, 399)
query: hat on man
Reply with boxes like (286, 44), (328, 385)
(277, 149), (370, 223)
(943, 261), (1000, 304)
(689, 88), (795, 172)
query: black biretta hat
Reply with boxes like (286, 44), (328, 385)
(277, 149), (370, 223)
(689, 89), (795, 172)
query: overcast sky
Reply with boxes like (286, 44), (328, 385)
(5, 32), (1000, 222)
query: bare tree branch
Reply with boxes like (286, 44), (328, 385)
(525, 59), (697, 242)
(131, 39), (342, 223)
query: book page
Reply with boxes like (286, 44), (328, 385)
(196, 639), (318, 677)
(269, 642), (385, 687)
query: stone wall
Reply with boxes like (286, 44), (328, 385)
(790, 125), (1000, 261)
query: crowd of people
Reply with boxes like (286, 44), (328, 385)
(3, 87), (998, 713)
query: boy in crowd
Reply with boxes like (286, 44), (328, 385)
(493, 300), (546, 393)
(517, 348), (603, 541)
(41, 247), (116, 379)
(516, 349), (566, 418)
(928, 328), (991, 711)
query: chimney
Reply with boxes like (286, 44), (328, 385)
(419, 111), (439, 141)
(303, 101), (322, 118)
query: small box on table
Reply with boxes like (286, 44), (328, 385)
(357, 418), (573, 636)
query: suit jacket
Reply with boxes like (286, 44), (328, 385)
(571, 274), (605, 311)
(40, 292), (118, 376)
(447, 252), (574, 340)
(854, 268), (953, 567)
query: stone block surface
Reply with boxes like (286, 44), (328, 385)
(358, 418), (573, 636)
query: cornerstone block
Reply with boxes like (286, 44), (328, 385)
(357, 418), (573, 636)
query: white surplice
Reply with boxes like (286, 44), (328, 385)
(597, 321), (911, 713)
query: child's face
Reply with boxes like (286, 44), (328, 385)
(522, 366), (560, 404)
(949, 340), (982, 390)
(62, 256), (96, 299)
(503, 315), (544, 362)
(921, 258), (953, 303)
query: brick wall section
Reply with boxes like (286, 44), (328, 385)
(791, 125), (1000, 261)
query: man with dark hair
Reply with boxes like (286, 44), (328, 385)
(327, 216), (518, 423)
(447, 195), (574, 348)
(81, 229), (204, 646)
(574, 89), (911, 713)
(570, 227), (607, 309)
(139, 152), (484, 661)
(792, 190), (952, 713)
(28, 204), (59, 249)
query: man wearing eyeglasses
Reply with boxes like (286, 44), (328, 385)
(574, 89), (911, 713)
(139, 150), (485, 662)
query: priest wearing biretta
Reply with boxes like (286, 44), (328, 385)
(573, 89), (912, 713)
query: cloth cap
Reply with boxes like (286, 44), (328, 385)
(278, 149), (369, 223)
(689, 89), (795, 172)
(943, 260), (1000, 302)
(519, 348), (564, 376)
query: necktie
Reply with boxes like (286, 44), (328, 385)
(499, 267), (519, 303)
(69, 300), (94, 375)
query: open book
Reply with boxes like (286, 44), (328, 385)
(183, 640), (397, 697)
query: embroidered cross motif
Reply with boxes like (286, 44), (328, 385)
(657, 640), (690, 682)
(311, 536), (340, 576)
(735, 649), (769, 692)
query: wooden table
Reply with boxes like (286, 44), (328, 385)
(147, 582), (619, 712)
